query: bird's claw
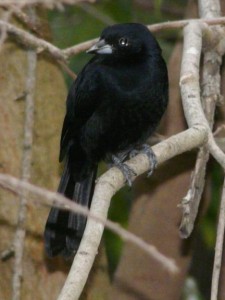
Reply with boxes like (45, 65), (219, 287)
(130, 144), (157, 177)
(112, 155), (136, 186)
(142, 144), (157, 177)
(129, 149), (139, 159)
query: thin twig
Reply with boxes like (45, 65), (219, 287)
(63, 17), (225, 57)
(211, 178), (225, 300)
(0, 8), (12, 50)
(12, 9), (37, 300)
(147, 16), (225, 33)
(58, 60), (77, 80)
(1, 18), (225, 62)
(9, 5), (42, 36)
(0, 173), (178, 274)
(61, 38), (98, 58)
(0, 20), (67, 60)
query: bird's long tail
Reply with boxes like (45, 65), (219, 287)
(44, 158), (97, 258)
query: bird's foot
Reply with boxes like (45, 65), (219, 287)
(129, 144), (157, 177)
(112, 155), (136, 186)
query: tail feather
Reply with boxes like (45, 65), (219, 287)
(44, 159), (97, 258)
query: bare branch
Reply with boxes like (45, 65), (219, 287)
(62, 38), (98, 59)
(198, 0), (221, 18)
(177, 2), (225, 298)
(0, 8), (12, 50)
(180, 21), (205, 128)
(179, 146), (210, 237)
(211, 178), (225, 300)
(0, 20), (67, 60)
(58, 127), (207, 300)
(0, 126), (208, 300)
(179, 18), (225, 238)
(179, 0), (224, 236)
(1, 17), (225, 62)
(147, 17), (225, 33)
(0, 174), (178, 274)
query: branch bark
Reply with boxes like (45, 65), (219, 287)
(211, 178), (225, 300)
(0, 173), (177, 273)
(0, 126), (207, 300)
(179, 19), (225, 239)
(58, 127), (207, 300)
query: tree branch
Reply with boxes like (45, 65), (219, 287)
(147, 16), (225, 32)
(211, 178), (225, 300)
(0, 20), (67, 60)
(0, 126), (207, 300)
(179, 0), (224, 238)
(58, 126), (207, 300)
(1, 17), (225, 62)
(0, 173), (178, 275)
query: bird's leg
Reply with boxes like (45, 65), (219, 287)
(129, 144), (157, 177)
(111, 154), (136, 186)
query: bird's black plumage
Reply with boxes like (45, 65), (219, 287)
(44, 23), (168, 257)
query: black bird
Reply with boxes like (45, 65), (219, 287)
(44, 23), (168, 257)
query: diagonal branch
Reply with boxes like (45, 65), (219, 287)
(1, 18), (225, 61)
(0, 20), (67, 60)
(58, 126), (207, 300)
(0, 173), (177, 274)
(0, 126), (207, 300)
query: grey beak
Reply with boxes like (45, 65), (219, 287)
(86, 39), (113, 55)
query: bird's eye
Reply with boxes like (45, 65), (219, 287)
(119, 37), (129, 47)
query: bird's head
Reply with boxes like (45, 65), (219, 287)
(86, 23), (161, 61)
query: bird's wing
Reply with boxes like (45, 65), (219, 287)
(59, 59), (102, 162)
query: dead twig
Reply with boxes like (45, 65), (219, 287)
(0, 173), (178, 274)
